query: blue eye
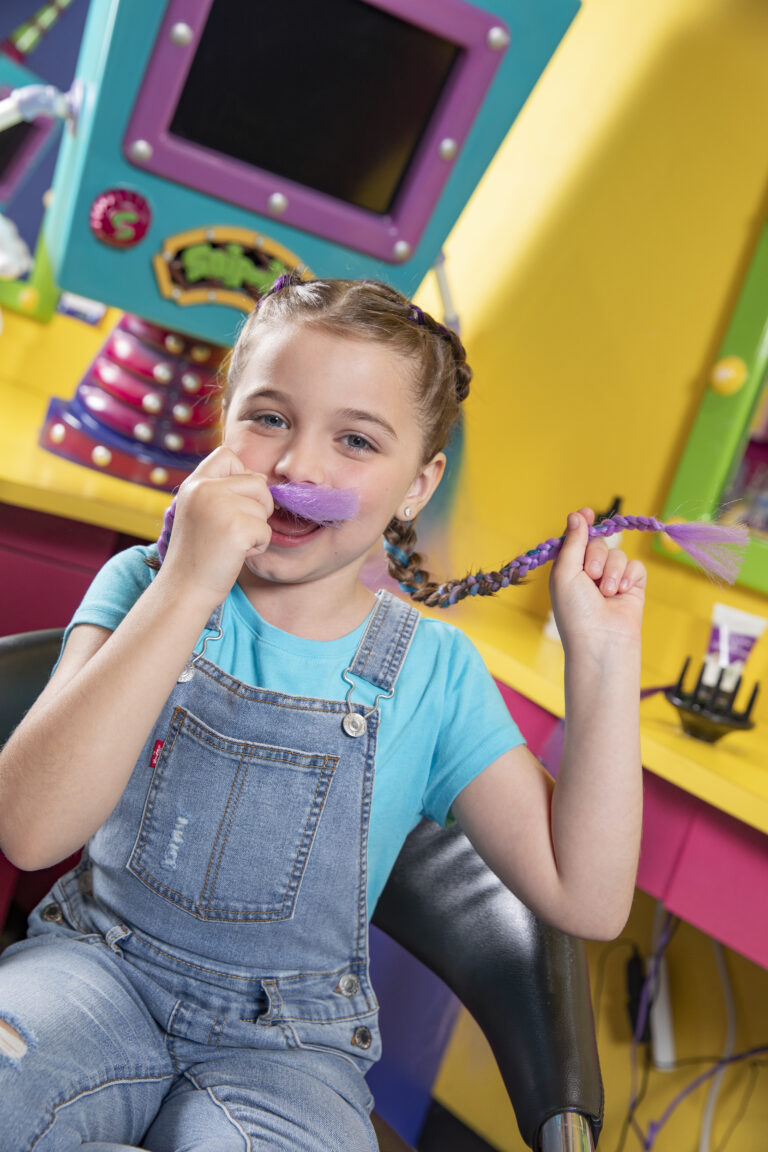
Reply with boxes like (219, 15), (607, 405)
(254, 412), (287, 429)
(342, 433), (375, 453)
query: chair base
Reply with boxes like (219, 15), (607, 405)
(540, 1112), (596, 1151)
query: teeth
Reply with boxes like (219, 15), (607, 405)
(271, 509), (318, 536)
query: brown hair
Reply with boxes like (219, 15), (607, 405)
(224, 276), (473, 604)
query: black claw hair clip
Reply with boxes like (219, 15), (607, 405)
(665, 657), (759, 743)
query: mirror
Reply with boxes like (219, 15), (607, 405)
(660, 222), (768, 593)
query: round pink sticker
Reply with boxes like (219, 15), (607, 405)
(90, 188), (151, 248)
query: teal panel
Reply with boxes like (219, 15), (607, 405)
(44, 0), (580, 346)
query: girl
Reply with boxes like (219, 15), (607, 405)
(0, 277), (645, 1151)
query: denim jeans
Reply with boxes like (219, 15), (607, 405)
(0, 592), (419, 1150)
(0, 926), (377, 1150)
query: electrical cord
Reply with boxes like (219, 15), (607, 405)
(711, 1059), (767, 1152)
(613, 1044), (651, 1152)
(698, 941), (736, 1152)
(593, 936), (637, 1034)
(640, 1045), (768, 1149)
(612, 909), (677, 1152)
(598, 912), (767, 1151)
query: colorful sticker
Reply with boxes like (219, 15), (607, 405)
(90, 188), (152, 248)
(152, 226), (312, 312)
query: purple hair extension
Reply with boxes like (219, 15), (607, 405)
(156, 500), (176, 564)
(155, 483), (359, 564)
(256, 272), (296, 307)
(408, 303), (456, 343)
(270, 482), (358, 524)
(434, 515), (750, 607)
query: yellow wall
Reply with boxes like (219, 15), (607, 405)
(418, 0), (768, 634)
(421, 0), (768, 1147)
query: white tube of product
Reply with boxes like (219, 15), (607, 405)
(702, 602), (767, 692)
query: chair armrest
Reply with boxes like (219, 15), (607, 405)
(372, 819), (603, 1150)
(0, 629), (64, 745)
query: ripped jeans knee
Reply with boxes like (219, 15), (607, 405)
(0, 934), (173, 1151)
(0, 1011), (33, 1066)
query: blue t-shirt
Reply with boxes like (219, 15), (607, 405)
(63, 547), (524, 912)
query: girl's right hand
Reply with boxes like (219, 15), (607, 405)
(159, 446), (274, 606)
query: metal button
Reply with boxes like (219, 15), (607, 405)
(342, 712), (367, 738)
(41, 902), (63, 924)
(338, 973), (360, 997)
(351, 1025), (372, 1050)
(170, 22), (194, 46)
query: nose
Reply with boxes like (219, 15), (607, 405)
(273, 432), (326, 486)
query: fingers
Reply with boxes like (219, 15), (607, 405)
(585, 541), (646, 597)
(180, 448), (274, 518)
(556, 508), (646, 597)
(167, 448), (275, 576)
(188, 444), (248, 479)
(618, 558), (647, 594)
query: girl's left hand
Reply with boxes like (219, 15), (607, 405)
(550, 507), (646, 649)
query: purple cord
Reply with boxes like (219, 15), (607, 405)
(642, 1045), (768, 1149)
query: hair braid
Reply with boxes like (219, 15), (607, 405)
(150, 273), (749, 594)
(383, 516), (527, 609)
(386, 514), (750, 608)
(406, 302), (471, 406)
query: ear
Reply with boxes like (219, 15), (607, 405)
(397, 452), (446, 520)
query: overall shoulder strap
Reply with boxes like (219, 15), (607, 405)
(347, 591), (420, 693)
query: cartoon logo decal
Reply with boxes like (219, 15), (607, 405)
(152, 226), (312, 311)
(90, 189), (151, 248)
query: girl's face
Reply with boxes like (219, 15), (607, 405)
(222, 322), (445, 594)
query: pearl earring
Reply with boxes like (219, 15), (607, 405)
(403, 506), (413, 520)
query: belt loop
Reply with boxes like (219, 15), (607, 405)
(105, 924), (131, 954)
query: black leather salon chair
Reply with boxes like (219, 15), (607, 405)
(0, 629), (602, 1151)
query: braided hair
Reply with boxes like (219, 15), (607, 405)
(226, 274), (472, 604)
(244, 280), (748, 601)
(155, 276), (749, 596)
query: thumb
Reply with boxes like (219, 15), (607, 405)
(193, 445), (250, 479)
(553, 511), (589, 579)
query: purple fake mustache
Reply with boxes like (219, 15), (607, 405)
(155, 483), (359, 564)
(269, 482), (359, 525)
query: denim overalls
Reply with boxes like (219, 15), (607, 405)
(0, 591), (420, 1152)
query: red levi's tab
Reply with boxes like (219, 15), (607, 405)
(150, 740), (164, 768)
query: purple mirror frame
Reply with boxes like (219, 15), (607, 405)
(122, 0), (509, 263)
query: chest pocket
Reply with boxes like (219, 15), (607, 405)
(128, 706), (339, 922)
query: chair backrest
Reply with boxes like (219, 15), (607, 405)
(0, 628), (65, 746)
(372, 817), (604, 1149)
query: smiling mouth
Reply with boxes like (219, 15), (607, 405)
(268, 507), (323, 540)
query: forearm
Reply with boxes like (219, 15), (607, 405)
(0, 572), (215, 869)
(550, 635), (643, 936)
